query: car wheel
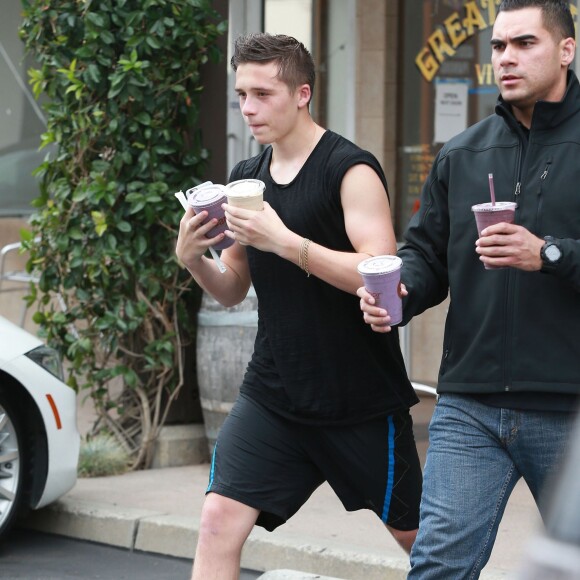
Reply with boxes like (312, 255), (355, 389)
(0, 394), (25, 538)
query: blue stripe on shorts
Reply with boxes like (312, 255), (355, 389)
(381, 415), (395, 523)
(207, 443), (217, 492)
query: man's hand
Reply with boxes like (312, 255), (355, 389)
(357, 284), (408, 333)
(176, 206), (227, 270)
(224, 201), (292, 255)
(475, 223), (544, 271)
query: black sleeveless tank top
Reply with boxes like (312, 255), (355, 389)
(230, 131), (418, 425)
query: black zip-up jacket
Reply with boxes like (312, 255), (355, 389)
(399, 70), (580, 397)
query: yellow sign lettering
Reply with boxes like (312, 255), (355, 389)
(475, 63), (494, 85)
(462, 1), (489, 36)
(415, 1), (578, 82)
(428, 29), (456, 63)
(444, 13), (467, 48)
(415, 47), (440, 82)
(480, 0), (499, 26)
(414, 0), (501, 82)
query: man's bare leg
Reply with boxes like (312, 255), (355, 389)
(387, 525), (418, 555)
(191, 493), (260, 580)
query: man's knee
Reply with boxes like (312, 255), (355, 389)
(199, 493), (258, 546)
(198, 495), (228, 537)
(387, 525), (418, 554)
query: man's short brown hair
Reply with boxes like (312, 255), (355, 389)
(231, 33), (316, 98)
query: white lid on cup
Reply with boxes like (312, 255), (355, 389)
(185, 180), (212, 197)
(225, 179), (265, 197)
(186, 184), (226, 209)
(357, 255), (402, 275)
(471, 201), (517, 212)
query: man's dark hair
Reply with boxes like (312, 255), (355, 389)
(498, 0), (575, 40)
(231, 33), (316, 97)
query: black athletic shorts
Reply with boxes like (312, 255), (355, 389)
(206, 393), (422, 532)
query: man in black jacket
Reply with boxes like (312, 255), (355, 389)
(359, 1), (580, 578)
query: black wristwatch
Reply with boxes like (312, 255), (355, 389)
(540, 236), (562, 273)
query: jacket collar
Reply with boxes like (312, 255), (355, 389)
(495, 69), (580, 133)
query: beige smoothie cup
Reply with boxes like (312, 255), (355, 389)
(225, 179), (265, 211)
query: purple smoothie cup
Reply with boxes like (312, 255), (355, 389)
(186, 183), (234, 251)
(357, 255), (403, 325)
(471, 201), (517, 270)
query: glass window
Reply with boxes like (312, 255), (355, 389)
(396, 1), (578, 237)
(0, 1), (48, 217)
(396, 0), (501, 235)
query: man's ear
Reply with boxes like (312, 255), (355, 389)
(297, 84), (311, 109)
(561, 37), (576, 67)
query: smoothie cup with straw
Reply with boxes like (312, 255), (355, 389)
(173, 186), (227, 274)
(471, 173), (516, 270)
(186, 183), (234, 251)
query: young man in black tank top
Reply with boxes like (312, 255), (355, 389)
(176, 33), (422, 579)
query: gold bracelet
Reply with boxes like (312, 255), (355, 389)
(298, 238), (312, 277)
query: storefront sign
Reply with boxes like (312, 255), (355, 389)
(434, 80), (468, 143)
(415, 0), (499, 82)
(415, 1), (578, 82)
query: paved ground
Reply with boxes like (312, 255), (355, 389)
(2, 529), (195, 579)
(18, 394), (543, 579)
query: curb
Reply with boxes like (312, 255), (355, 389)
(257, 571), (346, 580)
(19, 497), (512, 580)
(20, 497), (407, 579)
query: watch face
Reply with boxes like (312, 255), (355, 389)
(545, 244), (561, 262)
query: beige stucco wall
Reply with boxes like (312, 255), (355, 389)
(355, 1), (387, 178)
(355, 0), (446, 386)
(355, 0), (398, 213)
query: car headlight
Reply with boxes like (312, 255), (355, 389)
(25, 345), (65, 382)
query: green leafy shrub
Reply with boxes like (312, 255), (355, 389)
(19, 0), (227, 469)
(78, 434), (130, 478)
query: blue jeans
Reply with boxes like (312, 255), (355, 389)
(408, 394), (575, 580)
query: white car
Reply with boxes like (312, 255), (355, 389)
(0, 315), (79, 538)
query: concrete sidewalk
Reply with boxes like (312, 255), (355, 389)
(19, 395), (541, 580)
